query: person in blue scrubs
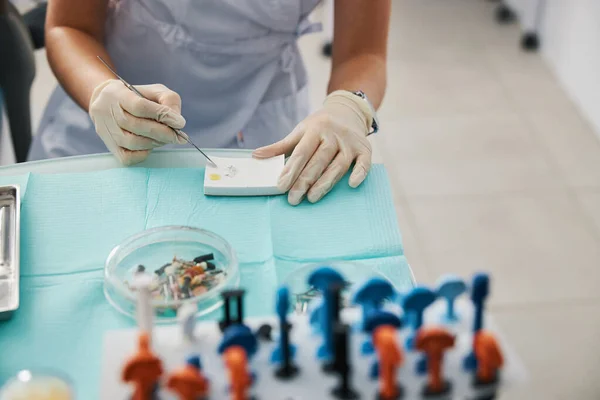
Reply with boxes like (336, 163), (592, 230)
(29, 0), (390, 205)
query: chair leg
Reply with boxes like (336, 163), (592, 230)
(0, 2), (36, 163)
(3, 84), (33, 163)
(520, 0), (546, 52)
(22, 2), (47, 50)
(322, 0), (334, 58)
(495, 2), (516, 24)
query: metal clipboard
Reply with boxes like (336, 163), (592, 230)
(0, 185), (20, 320)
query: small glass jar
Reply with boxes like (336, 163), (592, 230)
(0, 370), (72, 400)
(104, 226), (239, 322)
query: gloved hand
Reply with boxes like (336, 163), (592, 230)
(89, 79), (188, 165)
(253, 90), (373, 205)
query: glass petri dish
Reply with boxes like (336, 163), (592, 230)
(0, 370), (72, 400)
(283, 261), (399, 314)
(104, 226), (239, 323)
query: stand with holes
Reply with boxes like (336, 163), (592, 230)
(101, 268), (527, 400)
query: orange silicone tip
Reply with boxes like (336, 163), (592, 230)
(121, 332), (163, 400)
(223, 346), (252, 400)
(167, 365), (209, 400)
(224, 346), (248, 369)
(373, 325), (403, 399)
(374, 325), (403, 364)
(474, 330), (504, 383)
(415, 327), (455, 354)
(415, 327), (455, 394)
(373, 326), (396, 348)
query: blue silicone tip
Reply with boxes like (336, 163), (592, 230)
(441, 312), (460, 324)
(316, 344), (330, 361)
(369, 361), (380, 380)
(271, 345), (297, 363)
(271, 347), (282, 364)
(463, 353), (478, 371)
(361, 339), (375, 355)
(186, 355), (202, 370)
(405, 334), (415, 350)
(416, 357), (427, 375)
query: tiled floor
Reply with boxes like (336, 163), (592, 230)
(3, 0), (600, 398)
(303, 1), (600, 399)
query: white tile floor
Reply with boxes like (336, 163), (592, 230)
(2, 1), (600, 398)
(301, 2), (600, 399)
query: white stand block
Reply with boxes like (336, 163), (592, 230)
(203, 155), (285, 197)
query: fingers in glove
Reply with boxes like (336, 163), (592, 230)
(349, 152), (372, 188)
(99, 120), (151, 166)
(307, 151), (353, 203)
(135, 84), (183, 115)
(287, 137), (339, 206)
(114, 129), (165, 151)
(115, 148), (151, 166)
(100, 108), (162, 151)
(114, 106), (185, 145)
(116, 85), (185, 133)
(253, 124), (304, 159)
(277, 130), (321, 192)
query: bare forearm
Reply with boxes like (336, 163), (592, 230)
(328, 0), (390, 110)
(327, 54), (387, 109)
(46, 27), (114, 111)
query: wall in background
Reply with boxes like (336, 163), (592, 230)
(506, 0), (600, 138)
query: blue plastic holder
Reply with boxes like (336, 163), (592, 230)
(463, 353), (478, 372)
(416, 357), (428, 375)
(436, 275), (467, 323)
(350, 277), (396, 332)
(308, 299), (323, 336)
(218, 324), (259, 386)
(369, 361), (380, 380)
(186, 355), (202, 370)
(271, 286), (297, 364)
(307, 267), (345, 361)
(361, 341), (375, 355)
(363, 310), (403, 333)
(363, 309), (402, 357)
(271, 344), (297, 364)
(276, 286), (290, 321)
(470, 273), (490, 333)
(463, 272), (490, 371)
(218, 324), (258, 359)
(401, 286), (437, 349)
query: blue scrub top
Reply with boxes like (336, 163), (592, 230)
(28, 0), (322, 161)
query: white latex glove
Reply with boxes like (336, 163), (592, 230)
(89, 79), (188, 165)
(253, 90), (373, 205)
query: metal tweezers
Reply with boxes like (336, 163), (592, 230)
(97, 56), (218, 168)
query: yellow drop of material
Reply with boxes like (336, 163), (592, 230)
(209, 174), (221, 181)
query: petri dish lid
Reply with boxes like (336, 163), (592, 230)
(283, 261), (399, 314)
(104, 226), (239, 323)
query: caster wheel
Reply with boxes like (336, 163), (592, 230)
(521, 32), (540, 51)
(495, 5), (515, 24)
(322, 42), (332, 57)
